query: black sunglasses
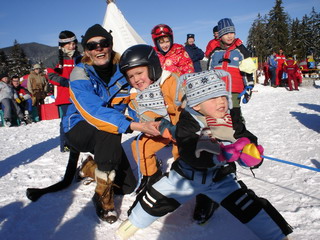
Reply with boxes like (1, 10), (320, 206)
(86, 39), (110, 51)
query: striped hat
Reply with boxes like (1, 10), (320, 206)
(180, 70), (230, 108)
(218, 18), (235, 38)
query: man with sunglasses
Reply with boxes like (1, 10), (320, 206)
(62, 24), (160, 224)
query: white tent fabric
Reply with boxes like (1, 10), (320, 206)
(102, 1), (146, 54)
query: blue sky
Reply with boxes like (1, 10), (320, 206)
(0, 0), (319, 51)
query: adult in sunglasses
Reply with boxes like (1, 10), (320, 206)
(62, 24), (160, 224)
(151, 24), (194, 76)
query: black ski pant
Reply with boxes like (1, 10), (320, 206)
(65, 120), (136, 194)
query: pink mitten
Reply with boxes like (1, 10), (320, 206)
(218, 138), (250, 162)
(238, 143), (264, 167)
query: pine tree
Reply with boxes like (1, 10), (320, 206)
(308, 7), (320, 61)
(7, 40), (31, 77)
(287, 18), (303, 59)
(267, 0), (289, 53)
(0, 50), (9, 74)
(247, 14), (270, 64)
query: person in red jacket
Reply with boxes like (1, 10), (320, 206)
(275, 49), (286, 87)
(151, 24), (194, 76)
(283, 54), (299, 91)
(205, 25), (219, 58)
(44, 30), (81, 152)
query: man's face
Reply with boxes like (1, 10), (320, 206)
(221, 33), (235, 46)
(214, 31), (219, 39)
(11, 78), (20, 87)
(84, 36), (112, 67)
(187, 38), (195, 45)
(1, 77), (9, 84)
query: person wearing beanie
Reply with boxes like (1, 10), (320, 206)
(43, 30), (81, 152)
(0, 74), (25, 126)
(207, 18), (258, 163)
(117, 70), (293, 240)
(151, 24), (194, 76)
(61, 24), (161, 224)
(205, 25), (220, 58)
(184, 34), (204, 72)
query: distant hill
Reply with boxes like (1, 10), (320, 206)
(0, 42), (57, 64)
(0, 42), (83, 65)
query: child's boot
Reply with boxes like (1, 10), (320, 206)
(193, 194), (219, 225)
(117, 219), (140, 240)
(92, 169), (117, 223)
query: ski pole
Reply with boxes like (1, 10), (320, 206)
(262, 155), (320, 172)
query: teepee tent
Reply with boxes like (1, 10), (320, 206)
(102, 0), (146, 54)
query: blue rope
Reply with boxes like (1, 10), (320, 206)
(262, 155), (320, 172)
(133, 133), (144, 193)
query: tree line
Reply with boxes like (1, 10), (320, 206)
(0, 40), (30, 78)
(0, 0), (319, 77)
(247, 0), (319, 65)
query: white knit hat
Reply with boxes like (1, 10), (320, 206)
(178, 70), (232, 108)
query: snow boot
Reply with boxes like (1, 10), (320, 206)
(193, 194), (219, 225)
(77, 155), (97, 182)
(4, 118), (11, 127)
(116, 219), (140, 240)
(92, 169), (118, 223)
(135, 168), (162, 194)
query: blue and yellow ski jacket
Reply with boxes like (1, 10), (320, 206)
(62, 62), (132, 134)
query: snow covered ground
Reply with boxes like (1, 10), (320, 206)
(0, 81), (319, 240)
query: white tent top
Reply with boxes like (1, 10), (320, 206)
(102, 0), (146, 54)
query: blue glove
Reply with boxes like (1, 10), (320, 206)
(238, 85), (253, 104)
(158, 118), (176, 141)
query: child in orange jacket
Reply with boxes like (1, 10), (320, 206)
(119, 44), (182, 193)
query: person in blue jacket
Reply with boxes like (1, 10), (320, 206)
(184, 34), (204, 72)
(62, 24), (160, 224)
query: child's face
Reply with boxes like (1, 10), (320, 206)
(158, 37), (171, 52)
(63, 41), (77, 51)
(126, 66), (153, 91)
(221, 33), (235, 46)
(193, 96), (228, 118)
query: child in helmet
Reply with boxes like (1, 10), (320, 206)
(117, 70), (293, 240)
(119, 44), (182, 193)
(151, 24), (194, 76)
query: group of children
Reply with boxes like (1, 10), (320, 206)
(74, 18), (292, 240)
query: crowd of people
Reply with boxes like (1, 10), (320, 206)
(2, 18), (294, 240)
(263, 49), (304, 91)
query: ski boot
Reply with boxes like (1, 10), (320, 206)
(92, 169), (118, 223)
(193, 194), (219, 225)
(117, 219), (140, 240)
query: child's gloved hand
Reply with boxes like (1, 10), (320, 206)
(238, 143), (264, 168)
(15, 98), (21, 104)
(158, 118), (176, 141)
(195, 128), (221, 158)
(238, 85), (253, 104)
(218, 137), (264, 168)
